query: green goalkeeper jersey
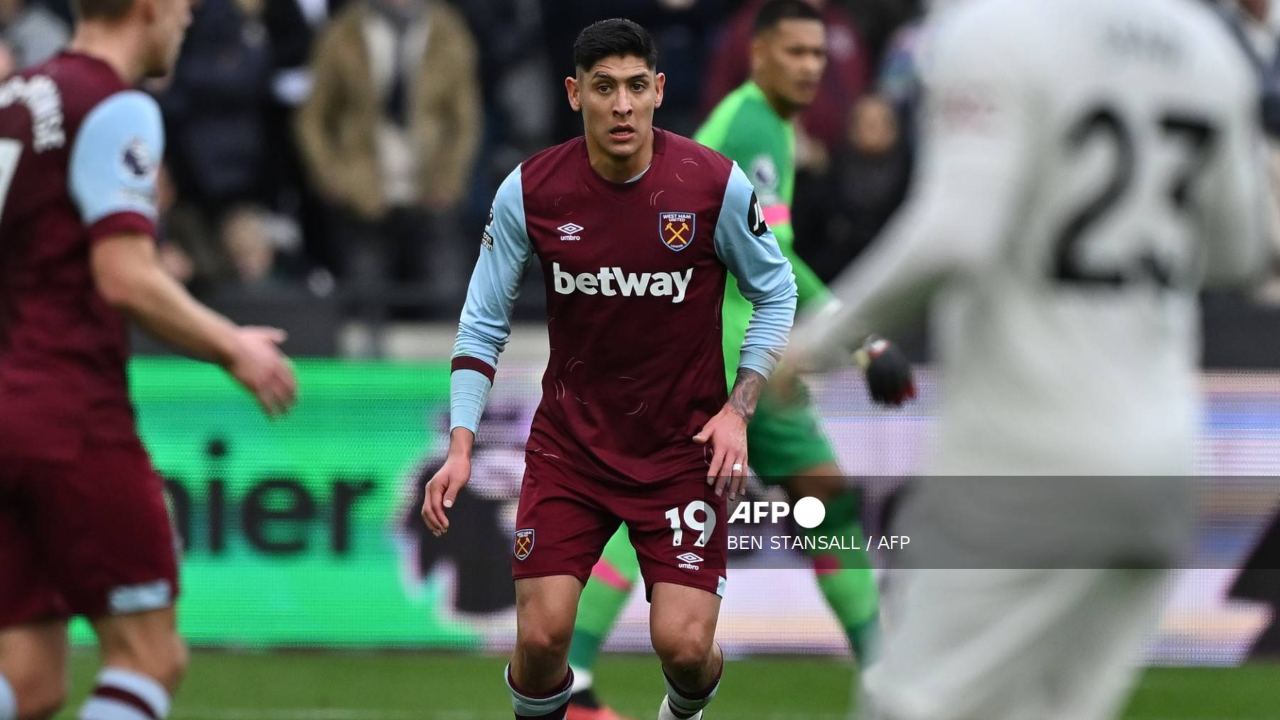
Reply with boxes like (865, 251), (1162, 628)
(696, 82), (830, 386)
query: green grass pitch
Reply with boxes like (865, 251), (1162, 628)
(56, 651), (1279, 719)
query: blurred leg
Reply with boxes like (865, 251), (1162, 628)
(861, 569), (1103, 720)
(787, 469), (881, 663)
(0, 622), (69, 720)
(82, 608), (187, 719)
(1038, 569), (1169, 720)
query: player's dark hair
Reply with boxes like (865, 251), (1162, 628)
(73, 0), (136, 21)
(753, 0), (823, 36)
(573, 18), (658, 73)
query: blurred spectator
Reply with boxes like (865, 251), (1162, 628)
(1213, 0), (1280, 302)
(0, 38), (16, 77)
(840, 0), (922, 66)
(874, 17), (927, 159)
(799, 94), (909, 280)
(1217, 0), (1280, 58)
(160, 0), (272, 216)
(0, 0), (68, 69)
(297, 0), (481, 319)
(539, 1), (726, 141)
(455, 0), (549, 149)
(262, 0), (349, 275)
(702, 0), (870, 157)
(1215, 0), (1280, 137)
(222, 206), (284, 289)
(264, 0), (348, 107)
(156, 164), (230, 294)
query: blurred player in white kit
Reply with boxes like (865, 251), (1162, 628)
(782, 0), (1274, 718)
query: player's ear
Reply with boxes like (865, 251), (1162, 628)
(654, 72), (666, 109)
(565, 75), (582, 113)
(750, 37), (766, 75)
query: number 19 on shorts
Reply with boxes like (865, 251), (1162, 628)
(665, 501), (717, 548)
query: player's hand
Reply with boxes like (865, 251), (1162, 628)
(693, 407), (749, 501)
(422, 456), (471, 537)
(855, 336), (916, 407)
(227, 326), (297, 418)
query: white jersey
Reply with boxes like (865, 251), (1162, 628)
(796, 0), (1272, 474)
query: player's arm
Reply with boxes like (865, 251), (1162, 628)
(776, 223), (832, 310)
(696, 164), (798, 499)
(91, 238), (294, 415)
(714, 165), (798, 388)
(786, 19), (1034, 374)
(1200, 59), (1275, 288)
(423, 166), (530, 536)
(696, 109), (831, 309)
(72, 92), (296, 417)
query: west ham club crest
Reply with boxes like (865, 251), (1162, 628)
(513, 528), (535, 560)
(659, 212), (696, 252)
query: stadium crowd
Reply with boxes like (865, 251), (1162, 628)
(1, 0), (1276, 330)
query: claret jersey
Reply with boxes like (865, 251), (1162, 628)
(0, 52), (164, 460)
(452, 129), (798, 483)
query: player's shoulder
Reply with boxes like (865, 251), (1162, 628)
(924, 0), (1047, 66)
(709, 83), (772, 123)
(660, 129), (735, 176)
(24, 52), (138, 123)
(1161, 0), (1259, 94)
(523, 135), (585, 170)
(927, 0), (1250, 87)
(699, 83), (778, 143)
(518, 135), (585, 192)
(70, 89), (163, 180)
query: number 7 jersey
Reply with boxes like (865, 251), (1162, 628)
(0, 52), (164, 460)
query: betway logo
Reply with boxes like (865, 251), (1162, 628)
(553, 262), (692, 304)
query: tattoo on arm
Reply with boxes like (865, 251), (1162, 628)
(727, 369), (766, 422)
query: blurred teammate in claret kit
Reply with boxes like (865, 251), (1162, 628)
(421, 18), (800, 720)
(0, 0), (297, 717)
(783, 0), (1273, 718)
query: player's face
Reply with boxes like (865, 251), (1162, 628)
(566, 55), (666, 165)
(753, 19), (826, 113)
(143, 0), (192, 77)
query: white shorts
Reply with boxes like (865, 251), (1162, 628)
(860, 567), (1169, 720)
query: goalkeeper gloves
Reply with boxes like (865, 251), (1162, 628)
(854, 336), (916, 407)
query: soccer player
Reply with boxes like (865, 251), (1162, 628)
(0, 0), (298, 717)
(564, 3), (914, 717)
(422, 19), (799, 720)
(784, 0), (1271, 717)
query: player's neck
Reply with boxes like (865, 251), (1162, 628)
(586, 130), (655, 184)
(70, 25), (145, 84)
(756, 82), (797, 121)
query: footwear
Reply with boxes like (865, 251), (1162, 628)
(566, 704), (636, 720)
(656, 697), (702, 720)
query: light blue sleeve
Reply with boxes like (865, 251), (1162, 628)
(714, 163), (799, 379)
(68, 90), (164, 227)
(450, 165), (532, 433)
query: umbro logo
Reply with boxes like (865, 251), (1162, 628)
(557, 223), (584, 242)
(677, 552), (704, 571)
